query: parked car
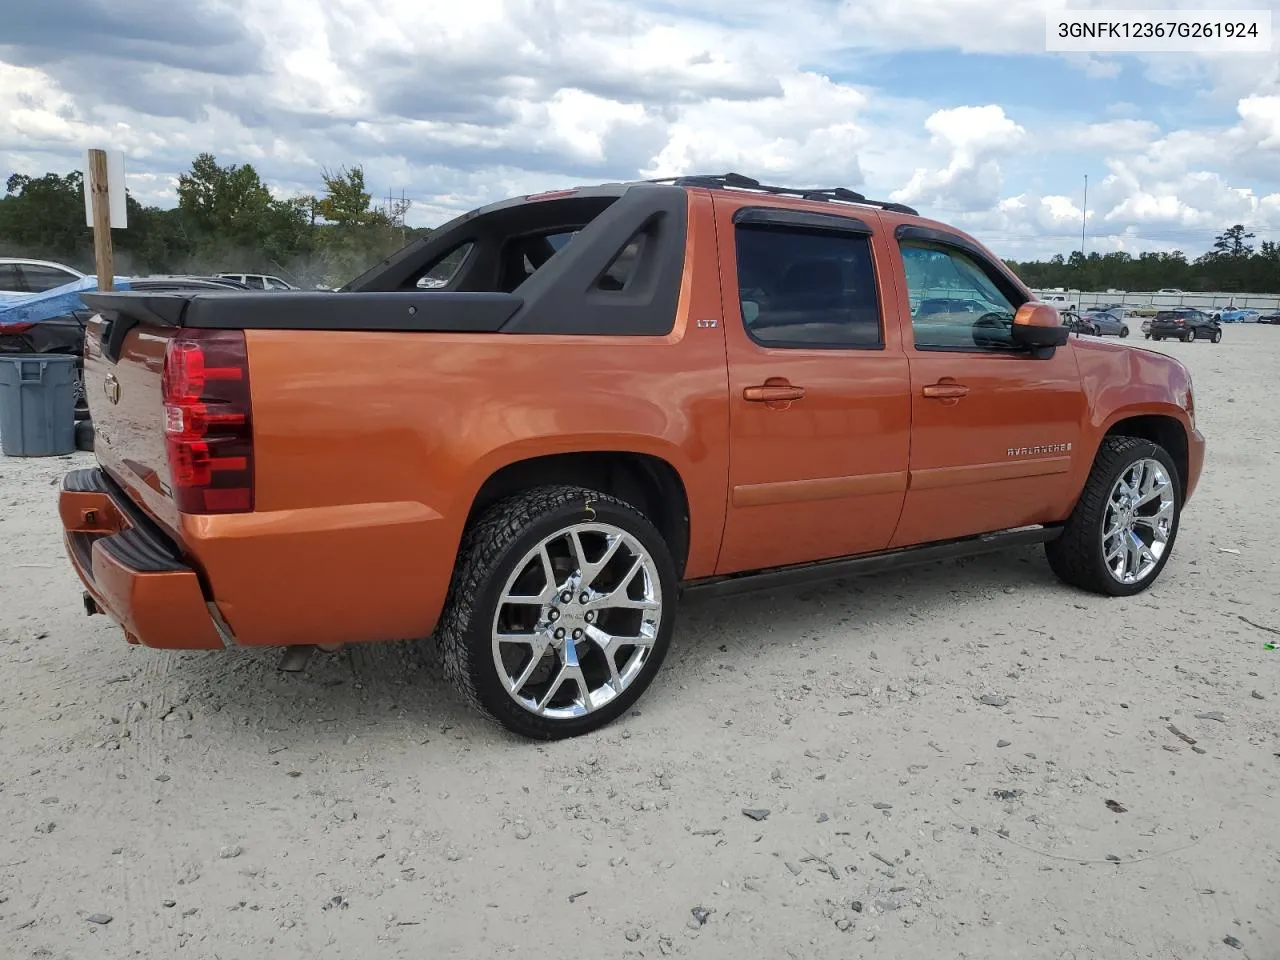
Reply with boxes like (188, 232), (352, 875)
(0, 258), (85, 300)
(1063, 314), (1099, 336)
(1218, 308), (1259, 323)
(1082, 308), (1130, 337)
(1147, 308), (1221, 343)
(1041, 293), (1078, 315)
(0, 275), (249, 423)
(216, 272), (297, 290)
(61, 172), (1203, 739)
(1257, 312), (1280, 324)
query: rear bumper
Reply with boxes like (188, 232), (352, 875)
(59, 468), (225, 650)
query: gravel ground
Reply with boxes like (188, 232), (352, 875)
(1, 327), (1277, 960)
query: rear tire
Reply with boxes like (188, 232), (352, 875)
(1046, 437), (1181, 597)
(436, 485), (678, 740)
(1182, 330), (1195, 343)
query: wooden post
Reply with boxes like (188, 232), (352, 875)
(87, 148), (114, 292)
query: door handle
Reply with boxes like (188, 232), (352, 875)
(922, 381), (969, 400)
(744, 382), (806, 403)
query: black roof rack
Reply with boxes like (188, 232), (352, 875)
(648, 172), (919, 217)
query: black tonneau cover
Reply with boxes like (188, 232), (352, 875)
(80, 290), (521, 332)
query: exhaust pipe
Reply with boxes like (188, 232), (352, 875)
(82, 591), (100, 616)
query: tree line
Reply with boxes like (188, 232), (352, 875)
(3, 154), (1278, 293)
(0, 153), (431, 289)
(1004, 225), (1280, 293)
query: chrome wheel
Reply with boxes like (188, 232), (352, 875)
(491, 522), (663, 720)
(1102, 458), (1176, 585)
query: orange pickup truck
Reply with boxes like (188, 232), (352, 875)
(60, 173), (1203, 739)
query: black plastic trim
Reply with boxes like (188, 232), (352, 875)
(98, 527), (186, 572)
(682, 525), (1062, 599)
(84, 290), (523, 333)
(343, 184), (633, 292)
(62, 468), (190, 574)
(501, 183), (689, 336)
(63, 466), (109, 493)
(732, 206), (872, 235)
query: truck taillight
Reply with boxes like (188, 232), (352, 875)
(161, 330), (253, 514)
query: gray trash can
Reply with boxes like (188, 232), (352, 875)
(0, 354), (79, 456)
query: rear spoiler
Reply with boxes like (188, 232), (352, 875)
(81, 290), (524, 362)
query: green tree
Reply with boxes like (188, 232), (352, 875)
(318, 165), (388, 227)
(0, 171), (93, 263)
(1212, 224), (1255, 258)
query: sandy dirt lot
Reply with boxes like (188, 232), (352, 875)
(1, 326), (1277, 960)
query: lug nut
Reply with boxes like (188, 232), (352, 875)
(573, 629), (583, 639)
(580, 592), (590, 603)
(555, 628), (565, 640)
(560, 591), (573, 603)
(549, 609), (560, 621)
(584, 611), (595, 623)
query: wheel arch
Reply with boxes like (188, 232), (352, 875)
(1101, 412), (1190, 499)
(464, 450), (692, 578)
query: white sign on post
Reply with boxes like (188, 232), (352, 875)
(83, 150), (128, 229)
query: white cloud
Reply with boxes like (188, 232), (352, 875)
(892, 106), (1027, 212)
(644, 73), (869, 184)
(3, 0), (1280, 262)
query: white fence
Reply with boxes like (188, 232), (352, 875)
(1032, 289), (1280, 312)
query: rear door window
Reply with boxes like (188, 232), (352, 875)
(19, 264), (78, 292)
(734, 225), (884, 348)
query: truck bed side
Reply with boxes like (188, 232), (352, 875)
(81, 188), (731, 648)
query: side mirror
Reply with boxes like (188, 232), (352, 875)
(1012, 302), (1070, 350)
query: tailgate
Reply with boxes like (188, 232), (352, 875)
(81, 301), (183, 535)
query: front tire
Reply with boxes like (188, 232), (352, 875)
(1119, 326), (1130, 338)
(1211, 329), (1222, 343)
(1046, 437), (1181, 597)
(437, 485), (678, 740)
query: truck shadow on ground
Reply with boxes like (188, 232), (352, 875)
(148, 545), (1069, 747)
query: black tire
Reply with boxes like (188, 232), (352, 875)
(1045, 436), (1182, 597)
(1211, 329), (1222, 343)
(1119, 326), (1129, 338)
(74, 419), (94, 452)
(1182, 330), (1195, 343)
(1152, 335), (1162, 341)
(437, 485), (678, 740)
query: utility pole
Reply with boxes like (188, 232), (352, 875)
(1081, 174), (1088, 258)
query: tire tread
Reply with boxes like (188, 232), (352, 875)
(436, 484), (665, 737)
(1046, 436), (1172, 595)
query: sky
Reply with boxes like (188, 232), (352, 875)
(2, 0), (1279, 260)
